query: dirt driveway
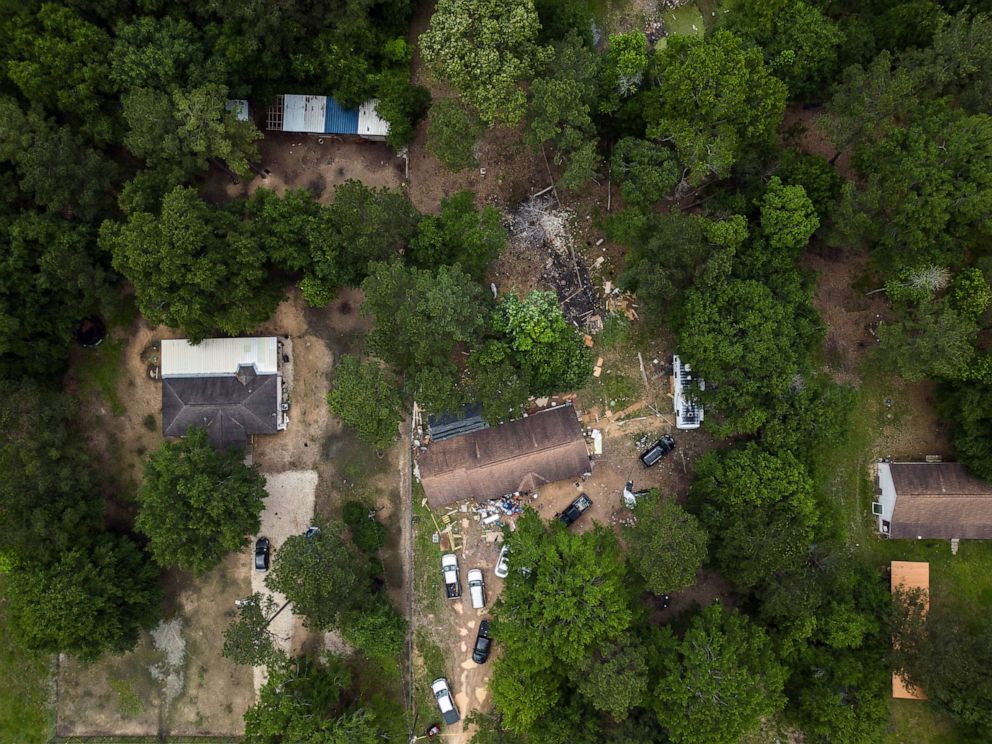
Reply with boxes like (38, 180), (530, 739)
(249, 470), (318, 692)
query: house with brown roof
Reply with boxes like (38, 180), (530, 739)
(417, 404), (591, 508)
(875, 461), (992, 539)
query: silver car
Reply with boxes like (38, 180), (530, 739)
(431, 677), (460, 725)
(495, 544), (510, 579)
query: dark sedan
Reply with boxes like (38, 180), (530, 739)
(254, 536), (270, 571)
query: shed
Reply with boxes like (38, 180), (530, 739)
(266, 95), (389, 139)
(875, 462), (992, 539)
(160, 338), (287, 450)
(418, 405), (591, 508)
(891, 561), (929, 700)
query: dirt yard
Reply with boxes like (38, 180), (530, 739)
(203, 135), (404, 205)
(56, 552), (253, 737)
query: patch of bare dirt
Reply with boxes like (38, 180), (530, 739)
(782, 107), (855, 181)
(202, 135), (404, 206)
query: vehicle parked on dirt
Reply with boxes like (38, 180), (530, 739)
(557, 493), (593, 527)
(495, 544), (510, 578)
(254, 537), (270, 571)
(473, 619), (492, 664)
(640, 434), (676, 467)
(468, 568), (486, 609)
(442, 553), (461, 599)
(431, 678), (460, 725)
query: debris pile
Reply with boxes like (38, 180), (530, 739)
(508, 196), (603, 330)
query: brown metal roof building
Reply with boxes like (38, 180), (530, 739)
(417, 405), (591, 508)
(876, 462), (992, 539)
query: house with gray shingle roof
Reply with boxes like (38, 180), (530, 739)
(160, 338), (288, 450)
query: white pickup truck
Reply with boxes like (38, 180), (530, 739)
(442, 553), (461, 599)
(468, 568), (486, 609)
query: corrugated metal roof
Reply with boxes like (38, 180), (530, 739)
(325, 98), (359, 134)
(161, 338), (279, 378)
(283, 94), (327, 133)
(357, 100), (390, 138)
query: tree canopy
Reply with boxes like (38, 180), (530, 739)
(136, 427), (268, 574)
(625, 494), (707, 596)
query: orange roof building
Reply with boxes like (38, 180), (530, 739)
(891, 560), (929, 700)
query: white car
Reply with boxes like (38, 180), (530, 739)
(495, 544), (510, 579)
(468, 568), (486, 609)
(431, 677), (460, 725)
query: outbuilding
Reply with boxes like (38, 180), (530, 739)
(265, 94), (389, 139)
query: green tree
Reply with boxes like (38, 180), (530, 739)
(644, 31), (787, 186)
(723, 0), (844, 99)
(625, 494), (707, 596)
(938, 381), (992, 481)
(616, 211), (744, 323)
(691, 444), (817, 592)
(327, 355), (403, 451)
(243, 654), (383, 744)
(361, 261), (488, 377)
(5, 534), (162, 661)
(426, 98), (484, 171)
(498, 290), (591, 395)
(301, 180), (420, 304)
(526, 32), (602, 189)
(758, 177), (820, 252)
(373, 68), (430, 149)
(601, 31), (650, 111)
(110, 16), (211, 91)
(340, 596), (406, 658)
(610, 138), (680, 209)
(891, 591), (992, 737)
(101, 185), (285, 341)
(677, 279), (816, 436)
(0, 213), (108, 379)
(420, 0), (547, 126)
(222, 593), (283, 667)
(408, 190), (507, 280)
(136, 427), (268, 574)
(6, 4), (116, 143)
(0, 381), (103, 564)
(466, 340), (531, 424)
(834, 106), (992, 270)
(172, 83), (262, 177)
(570, 637), (649, 721)
(654, 603), (787, 744)
(264, 520), (371, 631)
(775, 148), (842, 222)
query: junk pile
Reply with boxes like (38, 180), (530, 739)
(508, 195), (603, 331)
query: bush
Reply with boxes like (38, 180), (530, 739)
(352, 518), (387, 554)
(342, 500), (369, 526)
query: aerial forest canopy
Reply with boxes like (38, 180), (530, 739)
(2, 0), (992, 741)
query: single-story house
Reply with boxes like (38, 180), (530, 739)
(161, 337), (288, 450)
(875, 461), (992, 539)
(265, 94), (389, 139)
(891, 560), (929, 700)
(417, 404), (591, 508)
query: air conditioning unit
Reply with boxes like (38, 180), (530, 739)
(871, 502), (884, 516)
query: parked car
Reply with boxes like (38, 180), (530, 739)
(473, 619), (492, 664)
(431, 678), (460, 725)
(442, 553), (461, 599)
(254, 537), (270, 571)
(557, 493), (593, 527)
(494, 544), (510, 579)
(468, 568), (486, 609)
(640, 434), (676, 467)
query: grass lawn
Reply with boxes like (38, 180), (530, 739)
(74, 337), (127, 416)
(815, 357), (992, 742)
(0, 577), (52, 744)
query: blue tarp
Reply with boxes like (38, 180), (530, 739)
(324, 98), (359, 134)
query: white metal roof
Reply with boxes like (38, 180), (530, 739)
(161, 338), (279, 378)
(357, 99), (390, 138)
(283, 94), (327, 133)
